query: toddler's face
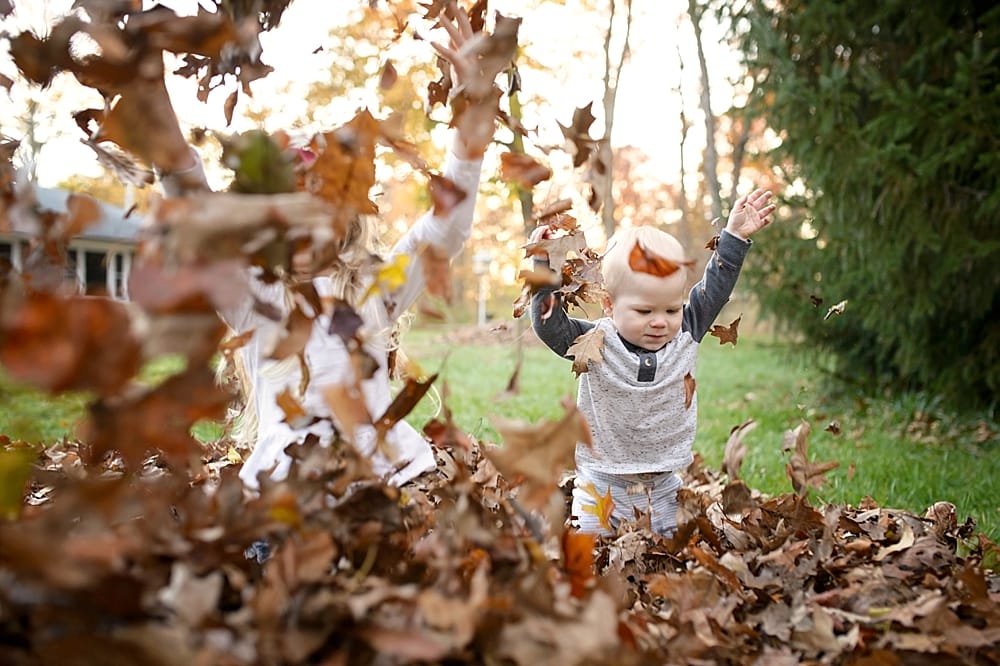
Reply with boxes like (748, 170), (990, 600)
(605, 271), (686, 351)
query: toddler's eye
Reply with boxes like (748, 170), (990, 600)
(636, 309), (651, 315)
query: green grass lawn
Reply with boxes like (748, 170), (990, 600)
(2, 322), (997, 540)
(397, 322), (999, 541)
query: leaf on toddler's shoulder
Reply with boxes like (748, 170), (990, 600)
(566, 327), (605, 376)
(579, 481), (615, 532)
(709, 315), (741, 346)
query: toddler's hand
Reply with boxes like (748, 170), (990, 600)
(725, 188), (775, 240)
(526, 224), (554, 261)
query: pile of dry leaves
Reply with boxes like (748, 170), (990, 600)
(0, 413), (997, 665)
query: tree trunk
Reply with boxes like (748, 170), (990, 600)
(599, 0), (634, 241)
(688, 0), (722, 222)
(674, 39), (693, 252)
(507, 91), (536, 238)
(730, 110), (750, 201)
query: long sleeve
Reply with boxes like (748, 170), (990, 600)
(528, 263), (596, 358)
(383, 147), (485, 320)
(683, 229), (752, 342)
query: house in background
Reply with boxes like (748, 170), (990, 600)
(0, 187), (140, 300)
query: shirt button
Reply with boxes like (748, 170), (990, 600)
(644, 358), (652, 366)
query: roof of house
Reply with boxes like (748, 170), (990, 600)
(34, 187), (142, 242)
(1, 187), (141, 244)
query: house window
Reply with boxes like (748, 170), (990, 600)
(84, 250), (109, 296)
(0, 239), (25, 271)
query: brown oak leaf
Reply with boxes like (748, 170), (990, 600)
(783, 421), (840, 496)
(566, 327), (605, 376)
(709, 315), (742, 346)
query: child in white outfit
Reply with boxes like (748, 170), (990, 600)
(152, 5), (507, 492)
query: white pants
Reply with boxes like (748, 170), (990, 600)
(571, 466), (682, 537)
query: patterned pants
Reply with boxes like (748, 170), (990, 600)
(571, 466), (682, 537)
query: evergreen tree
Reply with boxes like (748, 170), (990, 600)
(729, 1), (1000, 411)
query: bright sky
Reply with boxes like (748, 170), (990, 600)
(0, 0), (742, 190)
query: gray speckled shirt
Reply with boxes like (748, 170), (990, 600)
(530, 229), (752, 475)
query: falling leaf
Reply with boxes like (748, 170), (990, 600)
(517, 267), (560, 289)
(0, 292), (142, 396)
(579, 481), (615, 532)
(499, 152), (552, 188)
(374, 373), (438, 440)
(488, 399), (592, 508)
(80, 365), (232, 471)
(62, 193), (102, 238)
(268, 305), (314, 362)
(566, 327), (605, 376)
(628, 240), (693, 278)
(562, 530), (596, 598)
(379, 60), (398, 89)
(428, 172), (468, 217)
(722, 418), (756, 481)
(420, 244), (453, 305)
(705, 235), (720, 251)
(558, 102), (598, 167)
(303, 110), (380, 229)
(683, 372), (696, 410)
(783, 421), (840, 497)
(219, 129), (297, 194)
(810, 295), (823, 307)
(323, 383), (372, 442)
(326, 300), (364, 344)
(223, 89), (238, 126)
(824, 299), (848, 320)
(364, 254), (411, 302)
(825, 421), (841, 435)
(709, 315), (742, 346)
(276, 388), (312, 429)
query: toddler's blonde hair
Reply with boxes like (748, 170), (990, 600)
(602, 225), (687, 297)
